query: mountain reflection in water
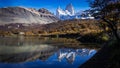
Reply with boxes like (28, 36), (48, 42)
(0, 37), (97, 68)
(57, 48), (96, 64)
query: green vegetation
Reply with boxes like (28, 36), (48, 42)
(43, 19), (101, 35)
(0, 19), (115, 44)
(0, 19), (102, 37)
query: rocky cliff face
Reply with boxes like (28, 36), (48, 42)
(38, 8), (52, 14)
(65, 3), (75, 15)
(56, 3), (76, 20)
(0, 7), (58, 25)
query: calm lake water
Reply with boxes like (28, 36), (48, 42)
(0, 36), (97, 68)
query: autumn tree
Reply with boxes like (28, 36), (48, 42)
(88, 0), (120, 41)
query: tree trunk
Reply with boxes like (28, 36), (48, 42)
(101, 18), (120, 41)
(113, 29), (120, 41)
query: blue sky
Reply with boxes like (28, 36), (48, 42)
(0, 0), (90, 13)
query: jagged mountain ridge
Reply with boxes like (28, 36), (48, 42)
(56, 3), (94, 20)
(56, 3), (75, 20)
(65, 3), (75, 15)
(0, 7), (59, 25)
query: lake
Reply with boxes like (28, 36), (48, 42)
(0, 36), (98, 68)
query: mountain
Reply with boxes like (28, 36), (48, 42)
(65, 3), (75, 15)
(56, 3), (94, 20)
(0, 7), (58, 25)
(56, 3), (75, 20)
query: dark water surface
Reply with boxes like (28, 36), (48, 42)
(0, 36), (97, 68)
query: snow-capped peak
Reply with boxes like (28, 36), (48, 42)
(65, 3), (75, 15)
(56, 6), (67, 18)
(56, 3), (94, 20)
(56, 3), (75, 19)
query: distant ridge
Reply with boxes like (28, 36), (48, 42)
(0, 7), (59, 25)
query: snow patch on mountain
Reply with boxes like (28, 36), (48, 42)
(56, 3), (94, 20)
